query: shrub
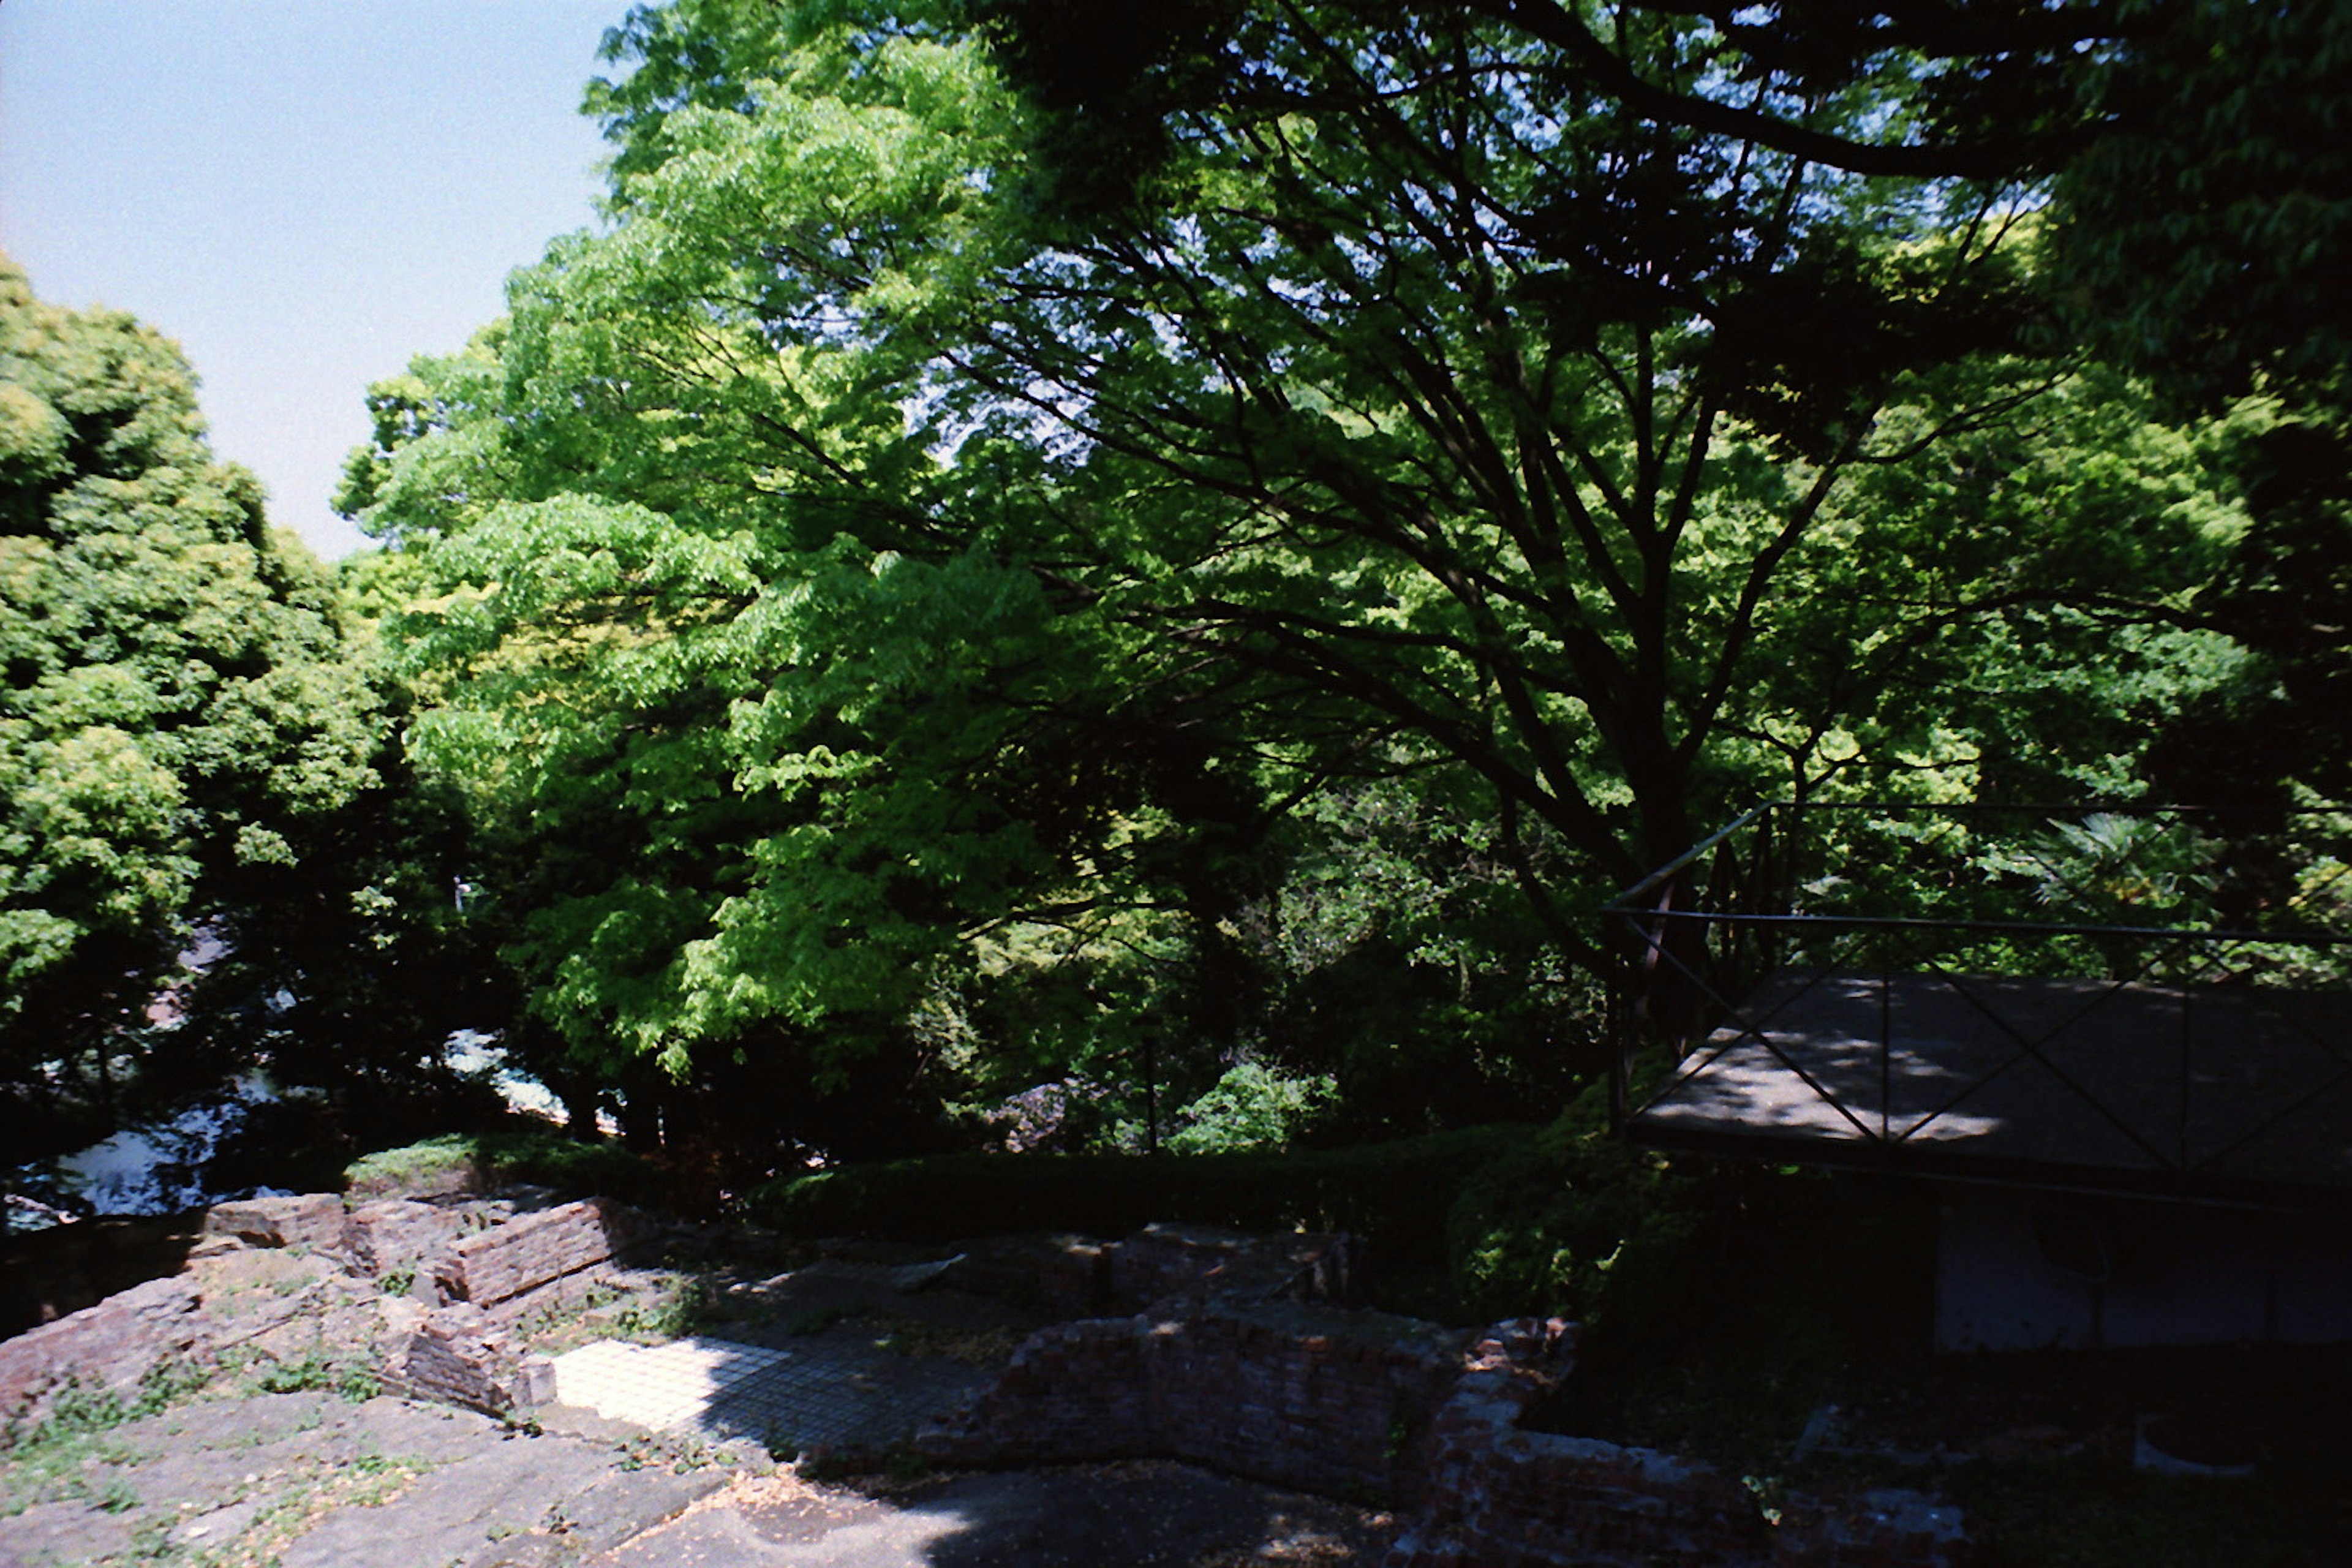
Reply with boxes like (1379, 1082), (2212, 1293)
(341, 1123), (663, 1205)
(1161, 1063), (1338, 1153)
(747, 1091), (1732, 1328)
(745, 1123), (1536, 1273)
(1441, 1085), (1696, 1325)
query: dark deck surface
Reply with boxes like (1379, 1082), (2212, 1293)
(1629, 971), (2352, 1202)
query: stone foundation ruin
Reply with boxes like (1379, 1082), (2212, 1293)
(1, 1204), (1979, 1567)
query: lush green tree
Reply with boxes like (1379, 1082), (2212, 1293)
(758, 3), (2237, 882)
(2049, 0), (2351, 405)
(341, 0), (2258, 1147)
(2040, 1), (2352, 806)
(0, 255), (380, 1152)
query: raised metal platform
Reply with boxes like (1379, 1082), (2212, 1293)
(1607, 804), (2352, 1209)
(1630, 969), (2352, 1205)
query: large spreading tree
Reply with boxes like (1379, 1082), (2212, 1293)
(339, 0), (2260, 1139)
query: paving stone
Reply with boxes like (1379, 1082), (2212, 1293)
(101, 1436), (325, 1515)
(0, 1498), (140, 1568)
(102, 1389), (333, 1476)
(342, 1392), (511, 1462)
(464, 1534), (578, 1568)
(277, 1431), (619, 1568)
(548, 1461), (731, 1553)
(590, 1504), (804, 1567)
(545, 1333), (989, 1458)
(532, 1400), (660, 1445)
(173, 1493), (268, 1548)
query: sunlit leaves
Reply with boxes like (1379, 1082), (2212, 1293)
(346, 0), (2283, 1112)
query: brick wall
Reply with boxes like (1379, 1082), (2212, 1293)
(435, 1197), (643, 1311)
(0, 1191), (653, 1425)
(919, 1303), (1469, 1504)
(922, 1224), (1978, 1568)
(1390, 1321), (1981, 1568)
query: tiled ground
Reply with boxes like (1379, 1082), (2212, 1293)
(548, 1330), (993, 1455)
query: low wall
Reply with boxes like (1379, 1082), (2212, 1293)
(0, 1191), (655, 1424)
(941, 1223), (1360, 1321)
(920, 1224), (1978, 1568)
(919, 1303), (1469, 1504)
(1391, 1321), (1980, 1568)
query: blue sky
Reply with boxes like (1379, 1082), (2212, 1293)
(1, 0), (618, 559)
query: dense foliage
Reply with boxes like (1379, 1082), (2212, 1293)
(326, 0), (2272, 1156)
(0, 255), (380, 1153)
(6, 0), (2344, 1193)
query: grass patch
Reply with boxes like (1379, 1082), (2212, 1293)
(745, 1123), (1536, 1281)
(506, 1272), (707, 1355)
(341, 1134), (485, 1199)
(342, 1125), (663, 1205)
(0, 1359), (214, 1518)
(247, 1351), (382, 1404)
(609, 1281), (704, 1344)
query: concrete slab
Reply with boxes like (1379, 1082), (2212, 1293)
(589, 1463), (1400, 1568)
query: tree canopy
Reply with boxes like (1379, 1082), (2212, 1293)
(0, 255), (380, 1149)
(317, 0), (2278, 1158)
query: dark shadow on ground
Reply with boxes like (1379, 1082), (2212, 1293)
(828, 1460), (1397, 1567)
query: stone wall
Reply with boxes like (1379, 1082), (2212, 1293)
(0, 1275), (206, 1422)
(0, 1191), (658, 1425)
(1104, 1223), (1365, 1313)
(920, 1303), (1469, 1504)
(919, 1227), (1978, 1568)
(1389, 1321), (1981, 1568)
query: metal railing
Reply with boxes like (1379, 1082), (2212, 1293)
(1600, 802), (2352, 1198)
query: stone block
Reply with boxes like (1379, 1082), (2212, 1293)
(438, 1198), (639, 1308)
(0, 1275), (205, 1422)
(344, 1199), (467, 1282)
(202, 1193), (347, 1252)
(517, 1354), (559, 1408)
